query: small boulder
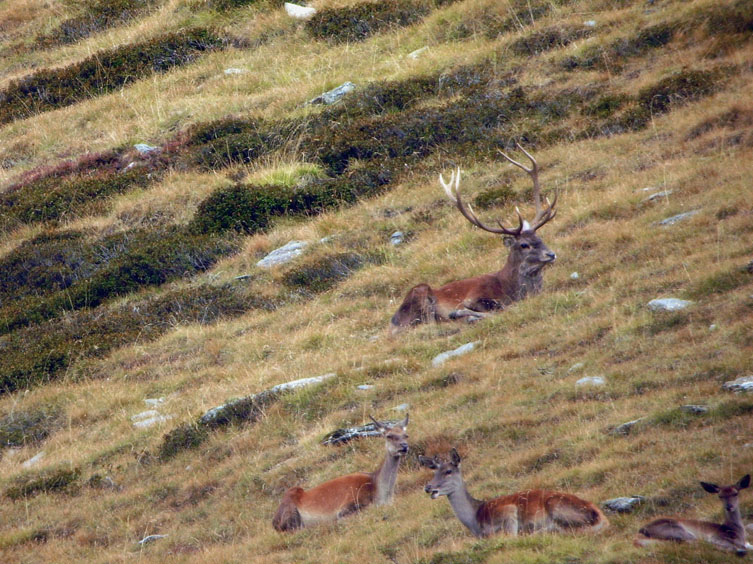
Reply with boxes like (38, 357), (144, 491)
(647, 298), (693, 312)
(407, 46), (429, 59)
(134, 143), (160, 155)
(138, 534), (168, 545)
(602, 496), (645, 513)
(256, 240), (308, 268)
(576, 376), (605, 387)
(610, 417), (645, 436)
(285, 2), (316, 19)
(642, 190), (673, 203)
(21, 451), (45, 468)
(723, 375), (753, 393)
(308, 82), (356, 105)
(680, 405), (709, 414)
(658, 210), (699, 226)
(432, 341), (480, 367)
(390, 231), (405, 246)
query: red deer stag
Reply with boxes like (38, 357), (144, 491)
(634, 474), (751, 555)
(419, 449), (608, 538)
(272, 414), (409, 531)
(390, 144), (557, 334)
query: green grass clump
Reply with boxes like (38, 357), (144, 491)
(36, 0), (159, 47)
(0, 405), (62, 448)
(510, 25), (593, 56)
(0, 168), (154, 231)
(5, 467), (80, 500)
(702, 0), (753, 35)
(305, 0), (433, 44)
(687, 267), (752, 299)
(0, 28), (225, 124)
(0, 283), (252, 394)
(282, 252), (370, 294)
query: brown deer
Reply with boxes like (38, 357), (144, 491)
(272, 414), (409, 531)
(634, 474), (751, 555)
(419, 449), (608, 538)
(390, 144), (557, 334)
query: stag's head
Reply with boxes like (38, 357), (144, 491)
(700, 474), (750, 514)
(419, 448), (464, 499)
(440, 144), (557, 274)
(371, 414), (409, 457)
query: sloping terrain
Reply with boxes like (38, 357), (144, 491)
(0, 0), (752, 562)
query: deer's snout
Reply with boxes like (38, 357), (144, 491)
(545, 251), (556, 262)
(398, 442), (409, 454)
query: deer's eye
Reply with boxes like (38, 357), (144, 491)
(520, 243), (529, 249)
(445, 469), (453, 475)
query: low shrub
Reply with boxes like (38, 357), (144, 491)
(6, 468), (80, 500)
(0, 405), (62, 448)
(510, 25), (593, 56)
(635, 68), (721, 114)
(0, 28), (225, 124)
(281, 252), (369, 293)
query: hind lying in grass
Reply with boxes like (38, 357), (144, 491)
(419, 449), (608, 538)
(272, 415), (409, 531)
(635, 474), (751, 556)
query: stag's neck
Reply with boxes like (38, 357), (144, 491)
(372, 452), (402, 506)
(498, 253), (543, 301)
(447, 484), (485, 537)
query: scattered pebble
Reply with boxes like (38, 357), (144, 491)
(307, 82), (356, 105)
(224, 68), (245, 75)
(256, 240), (308, 268)
(568, 362), (585, 373)
(407, 46), (429, 59)
(21, 451), (45, 468)
(647, 298), (693, 312)
(610, 417), (645, 436)
(576, 376), (605, 387)
(584, 20), (597, 27)
(284, 2), (316, 19)
(658, 210), (700, 226)
(357, 384), (374, 390)
(570, 272), (580, 280)
(602, 496), (645, 513)
(133, 143), (160, 155)
(390, 231), (405, 246)
(642, 190), (673, 203)
(432, 341), (480, 367)
(680, 405), (709, 414)
(393, 403), (410, 412)
(138, 534), (168, 545)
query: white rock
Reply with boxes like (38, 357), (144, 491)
(393, 403), (410, 412)
(576, 376), (605, 387)
(133, 415), (173, 429)
(432, 341), (480, 367)
(357, 384), (374, 390)
(224, 68), (245, 75)
(144, 397), (165, 406)
(658, 210), (700, 226)
(680, 405), (708, 414)
(308, 82), (356, 105)
(723, 375), (753, 393)
(284, 2), (316, 19)
(602, 496), (645, 513)
(271, 373), (336, 393)
(390, 231), (405, 246)
(584, 20), (597, 27)
(133, 143), (159, 155)
(611, 417), (645, 436)
(256, 240), (308, 268)
(22, 451), (45, 468)
(643, 190), (673, 203)
(407, 46), (429, 59)
(138, 534), (168, 545)
(647, 298), (693, 312)
(570, 272), (580, 280)
(709, 324), (718, 331)
(568, 362), (585, 373)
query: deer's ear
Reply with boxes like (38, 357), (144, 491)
(738, 475), (751, 490)
(700, 481), (720, 494)
(369, 415), (385, 432)
(503, 236), (515, 247)
(419, 456), (439, 469)
(400, 413), (409, 429)
(450, 448), (462, 466)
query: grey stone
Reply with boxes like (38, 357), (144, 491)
(284, 2), (316, 19)
(643, 190), (673, 202)
(680, 405), (709, 414)
(256, 240), (308, 268)
(602, 496), (645, 513)
(134, 143), (160, 155)
(133, 415), (173, 429)
(390, 231), (405, 246)
(224, 68), (245, 75)
(357, 384), (374, 390)
(570, 272), (580, 280)
(407, 46), (428, 59)
(723, 375), (753, 393)
(144, 398), (165, 407)
(611, 417), (645, 436)
(576, 376), (605, 387)
(432, 341), (480, 367)
(584, 20), (597, 27)
(393, 403), (410, 412)
(138, 534), (168, 545)
(568, 362), (585, 373)
(322, 419), (402, 446)
(658, 210), (700, 226)
(647, 298), (693, 312)
(21, 451), (45, 468)
(308, 82), (356, 105)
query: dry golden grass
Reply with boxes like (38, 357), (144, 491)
(1, 0), (752, 562)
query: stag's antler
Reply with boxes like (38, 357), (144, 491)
(498, 143), (557, 231)
(440, 168), (525, 236)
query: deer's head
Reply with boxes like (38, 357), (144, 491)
(419, 448), (464, 499)
(440, 144), (557, 274)
(700, 474), (750, 513)
(370, 414), (409, 457)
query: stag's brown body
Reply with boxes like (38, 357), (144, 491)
(272, 416), (409, 531)
(390, 145), (557, 333)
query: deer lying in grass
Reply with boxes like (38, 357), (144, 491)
(419, 449), (608, 538)
(634, 474), (751, 556)
(272, 415), (409, 531)
(390, 144), (557, 334)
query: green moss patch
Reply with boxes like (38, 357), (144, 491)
(0, 405), (62, 448)
(282, 252), (372, 294)
(36, 0), (159, 47)
(0, 28), (225, 125)
(510, 25), (593, 56)
(5, 467), (80, 500)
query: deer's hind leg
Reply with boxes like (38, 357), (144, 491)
(390, 284), (438, 333)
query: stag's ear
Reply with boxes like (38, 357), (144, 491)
(450, 448), (462, 466)
(400, 413), (409, 429)
(738, 475), (751, 490)
(503, 236), (515, 248)
(419, 456), (439, 469)
(700, 481), (720, 494)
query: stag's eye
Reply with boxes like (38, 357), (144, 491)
(520, 243), (529, 249)
(445, 469), (453, 475)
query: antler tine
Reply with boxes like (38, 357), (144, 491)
(498, 144), (556, 230)
(439, 168), (520, 235)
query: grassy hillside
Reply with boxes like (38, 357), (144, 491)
(1, 0), (752, 562)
